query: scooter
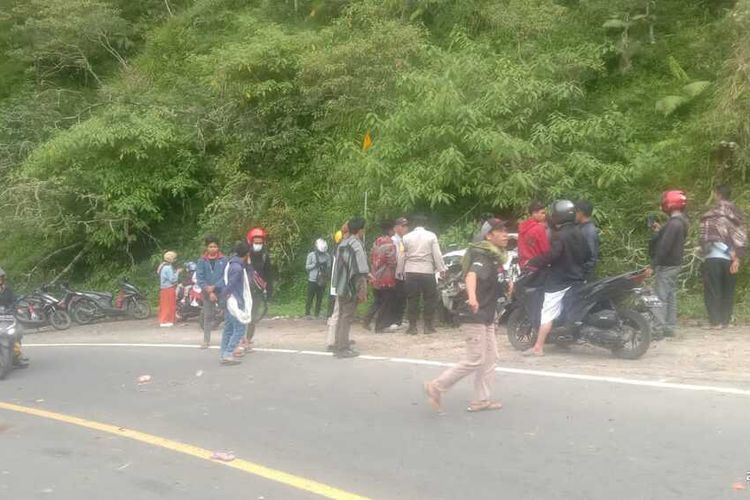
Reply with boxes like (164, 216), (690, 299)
(68, 278), (151, 324)
(176, 262), (202, 322)
(0, 305), (24, 380)
(14, 285), (72, 330)
(503, 268), (656, 359)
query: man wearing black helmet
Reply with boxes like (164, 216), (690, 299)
(523, 200), (592, 356)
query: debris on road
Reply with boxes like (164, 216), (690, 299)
(137, 375), (152, 385)
(195, 370), (204, 377)
(211, 451), (236, 462)
(732, 481), (746, 491)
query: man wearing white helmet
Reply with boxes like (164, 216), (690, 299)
(305, 238), (332, 319)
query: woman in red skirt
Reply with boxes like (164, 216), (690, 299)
(158, 251), (179, 327)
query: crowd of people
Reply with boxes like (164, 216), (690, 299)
(145, 185), (747, 375)
(0, 185), (743, 383)
(156, 228), (274, 365)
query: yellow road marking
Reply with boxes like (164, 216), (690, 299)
(0, 401), (370, 500)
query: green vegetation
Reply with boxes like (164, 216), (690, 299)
(0, 0), (748, 318)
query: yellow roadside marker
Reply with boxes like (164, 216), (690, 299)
(0, 401), (370, 500)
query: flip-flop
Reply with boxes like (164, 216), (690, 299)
(466, 401), (503, 412)
(521, 349), (544, 357)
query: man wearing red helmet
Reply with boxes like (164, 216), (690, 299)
(649, 190), (689, 337)
(244, 227), (273, 349)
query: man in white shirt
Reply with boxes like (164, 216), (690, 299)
(397, 215), (446, 334)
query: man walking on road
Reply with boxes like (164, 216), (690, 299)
(649, 190), (689, 337)
(331, 217), (369, 358)
(424, 219), (509, 413)
(196, 235), (228, 349)
(220, 241), (254, 365)
(397, 215), (446, 335)
(699, 185), (746, 329)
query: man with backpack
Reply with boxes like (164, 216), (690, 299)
(424, 219), (509, 413)
(363, 221), (398, 333)
(331, 217), (369, 358)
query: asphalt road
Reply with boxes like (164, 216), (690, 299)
(1, 345), (749, 499)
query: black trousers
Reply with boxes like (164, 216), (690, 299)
(703, 258), (737, 326)
(364, 288), (397, 331)
(406, 273), (437, 329)
(306, 281), (324, 316)
(392, 279), (406, 325)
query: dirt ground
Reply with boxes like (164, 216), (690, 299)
(22, 315), (750, 389)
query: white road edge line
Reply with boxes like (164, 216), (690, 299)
(23, 343), (750, 397)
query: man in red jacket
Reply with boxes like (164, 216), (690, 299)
(518, 200), (550, 269)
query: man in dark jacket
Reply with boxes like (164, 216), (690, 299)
(246, 227), (273, 346)
(576, 200), (600, 281)
(195, 235), (228, 349)
(649, 191), (689, 337)
(523, 200), (591, 356)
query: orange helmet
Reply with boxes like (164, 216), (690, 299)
(660, 190), (687, 214)
(246, 227), (267, 242)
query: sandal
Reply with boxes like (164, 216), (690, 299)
(467, 401), (503, 412)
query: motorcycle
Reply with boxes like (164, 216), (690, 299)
(0, 305), (23, 380)
(439, 235), (519, 325)
(15, 285), (72, 330)
(503, 268), (656, 359)
(68, 278), (151, 324)
(176, 262), (202, 322)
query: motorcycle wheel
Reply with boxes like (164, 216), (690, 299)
(506, 307), (537, 351)
(611, 309), (652, 360)
(128, 299), (151, 320)
(50, 310), (72, 330)
(72, 299), (98, 325)
(0, 341), (12, 380)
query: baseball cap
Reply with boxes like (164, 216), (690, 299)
(479, 218), (507, 239)
(394, 217), (408, 226)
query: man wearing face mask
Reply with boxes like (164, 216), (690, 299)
(305, 238), (332, 319)
(244, 227), (274, 349)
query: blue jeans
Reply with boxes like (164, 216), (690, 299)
(221, 313), (246, 358)
(654, 265), (680, 331)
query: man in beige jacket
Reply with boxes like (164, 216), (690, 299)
(397, 215), (446, 334)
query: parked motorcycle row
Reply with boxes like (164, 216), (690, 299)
(438, 236), (664, 360)
(12, 279), (150, 331)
